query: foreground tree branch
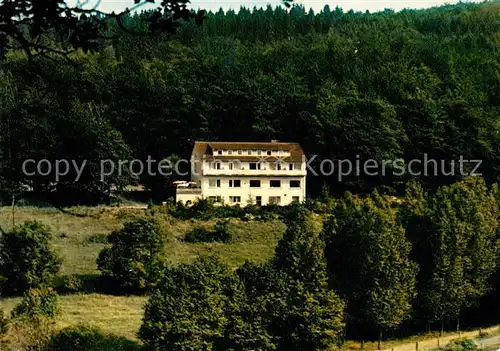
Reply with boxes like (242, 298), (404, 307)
(0, 0), (207, 64)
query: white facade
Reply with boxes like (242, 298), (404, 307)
(176, 141), (307, 206)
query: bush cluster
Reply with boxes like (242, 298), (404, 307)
(97, 219), (166, 292)
(183, 220), (232, 243)
(166, 199), (294, 221)
(0, 221), (61, 296)
(46, 326), (141, 351)
(11, 287), (60, 319)
(442, 339), (478, 351)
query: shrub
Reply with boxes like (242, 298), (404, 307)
(11, 287), (60, 319)
(46, 325), (142, 351)
(0, 310), (7, 335)
(3, 316), (56, 351)
(182, 226), (211, 242)
(443, 339), (478, 351)
(139, 255), (270, 350)
(84, 233), (109, 244)
(460, 339), (478, 351)
(258, 211), (276, 222)
(183, 220), (232, 243)
(96, 219), (166, 292)
(58, 275), (83, 293)
(0, 309), (8, 349)
(0, 221), (62, 296)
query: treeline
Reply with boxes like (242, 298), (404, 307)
(2, 2), (500, 203)
(1, 176), (499, 349)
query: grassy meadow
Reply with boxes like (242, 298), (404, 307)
(0, 205), (286, 340)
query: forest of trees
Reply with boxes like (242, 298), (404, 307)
(1, 1), (500, 203)
(1, 176), (499, 350)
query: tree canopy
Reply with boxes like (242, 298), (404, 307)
(1, 1), (500, 202)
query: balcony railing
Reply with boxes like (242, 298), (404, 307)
(176, 187), (202, 194)
(174, 181), (201, 194)
(202, 168), (306, 176)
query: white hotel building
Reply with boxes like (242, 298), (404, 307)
(175, 141), (307, 206)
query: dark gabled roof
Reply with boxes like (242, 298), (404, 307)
(192, 141), (306, 162)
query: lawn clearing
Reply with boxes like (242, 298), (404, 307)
(0, 206), (285, 277)
(0, 294), (147, 340)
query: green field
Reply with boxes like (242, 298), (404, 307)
(0, 206), (286, 340)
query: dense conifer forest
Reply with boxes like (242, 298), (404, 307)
(2, 1), (500, 203)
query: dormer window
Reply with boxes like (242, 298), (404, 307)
(218, 150), (222, 155)
(257, 150), (262, 155)
(248, 150), (252, 155)
(238, 150), (242, 155)
(267, 151), (272, 155)
(228, 150), (232, 155)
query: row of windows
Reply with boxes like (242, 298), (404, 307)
(211, 162), (301, 171)
(208, 179), (301, 188)
(207, 195), (300, 205)
(216, 149), (288, 156)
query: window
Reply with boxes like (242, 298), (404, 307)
(248, 150), (252, 155)
(257, 150), (262, 155)
(256, 196), (262, 206)
(209, 179), (221, 188)
(238, 150), (242, 155)
(249, 180), (261, 188)
(212, 162), (221, 170)
(290, 180), (301, 188)
(269, 196), (281, 205)
(217, 150), (222, 155)
(294, 163), (301, 170)
(208, 196), (222, 203)
(228, 150), (232, 155)
(267, 150), (272, 155)
(229, 179), (241, 188)
(229, 162), (233, 170)
(292, 196), (300, 203)
(249, 162), (261, 170)
(229, 196), (241, 203)
(270, 180), (281, 188)
(276, 161), (282, 171)
(289, 163), (293, 170)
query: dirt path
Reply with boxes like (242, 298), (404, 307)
(380, 326), (500, 351)
(475, 334), (500, 349)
